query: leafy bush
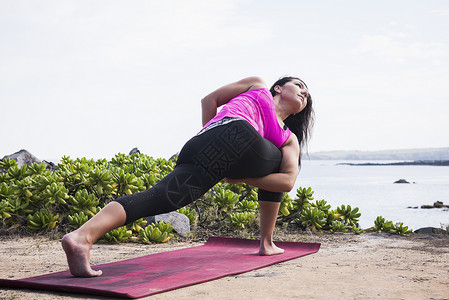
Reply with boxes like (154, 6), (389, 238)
(103, 226), (133, 243)
(300, 206), (326, 232)
(277, 187), (359, 233)
(227, 211), (255, 229)
(334, 204), (361, 226)
(373, 216), (412, 235)
(0, 152), (414, 241)
(27, 209), (59, 231)
(0, 153), (176, 242)
(140, 221), (173, 243)
(330, 220), (348, 233)
(67, 212), (89, 228)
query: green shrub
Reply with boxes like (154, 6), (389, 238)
(373, 216), (412, 235)
(0, 153), (414, 240)
(139, 221), (173, 243)
(227, 212), (255, 229)
(102, 226), (133, 243)
(68, 212), (89, 228)
(27, 209), (59, 231)
(300, 206), (326, 232)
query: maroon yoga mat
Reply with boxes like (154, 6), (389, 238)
(0, 236), (320, 298)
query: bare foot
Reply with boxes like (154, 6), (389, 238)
(259, 242), (285, 256)
(61, 232), (102, 277)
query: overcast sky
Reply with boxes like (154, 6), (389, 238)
(1, 0), (449, 161)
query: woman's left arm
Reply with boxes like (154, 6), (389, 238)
(201, 77), (266, 126)
(226, 135), (300, 192)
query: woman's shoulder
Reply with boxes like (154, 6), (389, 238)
(281, 131), (298, 149)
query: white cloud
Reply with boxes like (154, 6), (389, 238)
(357, 34), (449, 64)
(0, 0), (274, 83)
(430, 9), (449, 17)
(354, 18), (449, 65)
(0, 0), (274, 104)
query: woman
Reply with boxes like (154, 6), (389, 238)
(62, 76), (314, 277)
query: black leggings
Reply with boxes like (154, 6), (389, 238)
(115, 120), (284, 225)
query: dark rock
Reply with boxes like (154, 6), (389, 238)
(129, 147), (140, 155)
(421, 205), (435, 209)
(433, 201), (444, 208)
(42, 160), (57, 173)
(414, 227), (449, 235)
(394, 179), (410, 184)
(420, 201), (447, 209)
(407, 206), (419, 209)
(2, 150), (54, 171)
(2, 149), (41, 167)
(146, 211), (190, 237)
(1, 150), (57, 172)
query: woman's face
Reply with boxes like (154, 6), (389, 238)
(277, 79), (309, 114)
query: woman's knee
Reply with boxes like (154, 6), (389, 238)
(258, 189), (283, 202)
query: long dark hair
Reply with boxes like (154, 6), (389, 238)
(269, 76), (315, 159)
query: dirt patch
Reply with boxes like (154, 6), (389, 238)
(1, 233), (448, 299)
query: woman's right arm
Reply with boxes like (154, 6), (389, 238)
(224, 134), (300, 192)
(201, 76), (266, 126)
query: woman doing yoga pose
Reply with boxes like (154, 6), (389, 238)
(62, 76), (314, 277)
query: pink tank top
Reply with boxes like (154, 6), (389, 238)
(202, 88), (291, 148)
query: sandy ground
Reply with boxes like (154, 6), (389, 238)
(0, 232), (448, 300)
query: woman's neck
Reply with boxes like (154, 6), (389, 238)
(273, 95), (290, 122)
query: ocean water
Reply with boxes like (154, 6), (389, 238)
(292, 160), (449, 230)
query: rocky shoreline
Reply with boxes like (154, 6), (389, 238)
(338, 160), (449, 166)
(408, 201), (449, 210)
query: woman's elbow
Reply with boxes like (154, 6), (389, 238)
(280, 177), (296, 192)
(284, 182), (295, 192)
(201, 97), (210, 109)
